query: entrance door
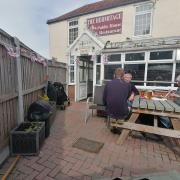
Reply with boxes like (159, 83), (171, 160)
(77, 56), (93, 101)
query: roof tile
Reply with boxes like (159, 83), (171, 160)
(47, 0), (149, 24)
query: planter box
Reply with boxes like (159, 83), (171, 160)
(10, 122), (45, 155)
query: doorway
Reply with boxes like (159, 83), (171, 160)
(76, 56), (93, 101)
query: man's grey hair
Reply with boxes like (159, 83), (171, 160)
(176, 75), (180, 82)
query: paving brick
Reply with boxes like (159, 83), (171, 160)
(102, 169), (113, 178)
(72, 160), (84, 171)
(11, 173), (28, 180)
(89, 164), (102, 174)
(82, 175), (92, 180)
(55, 172), (72, 180)
(43, 161), (57, 169)
(28, 162), (45, 172)
(121, 167), (131, 177)
(43, 176), (55, 180)
(25, 157), (40, 167)
(54, 158), (68, 167)
(36, 168), (51, 180)
(25, 170), (39, 180)
(112, 167), (123, 177)
(67, 169), (82, 177)
(38, 154), (52, 164)
(81, 158), (94, 170)
(17, 165), (34, 175)
(161, 154), (170, 162)
(48, 165), (62, 178)
(73, 153), (87, 161)
(63, 156), (78, 164)
(61, 163), (73, 174)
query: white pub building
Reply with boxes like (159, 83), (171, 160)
(47, 0), (180, 101)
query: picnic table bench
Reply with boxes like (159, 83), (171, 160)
(110, 96), (180, 145)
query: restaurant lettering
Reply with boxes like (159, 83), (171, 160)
(87, 12), (123, 36)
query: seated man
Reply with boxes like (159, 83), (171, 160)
(103, 68), (131, 133)
(123, 73), (139, 106)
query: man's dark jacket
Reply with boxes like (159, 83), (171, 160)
(131, 83), (139, 95)
(103, 79), (131, 119)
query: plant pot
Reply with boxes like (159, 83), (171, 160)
(10, 122), (45, 155)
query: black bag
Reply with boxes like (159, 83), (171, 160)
(54, 82), (70, 105)
(47, 81), (57, 102)
(27, 100), (52, 137)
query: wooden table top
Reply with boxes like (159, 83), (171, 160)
(132, 96), (180, 113)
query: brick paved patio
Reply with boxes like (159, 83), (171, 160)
(2, 102), (180, 179)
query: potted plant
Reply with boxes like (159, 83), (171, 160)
(10, 122), (45, 155)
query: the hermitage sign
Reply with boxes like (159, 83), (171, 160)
(87, 12), (123, 36)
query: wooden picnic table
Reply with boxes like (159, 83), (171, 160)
(111, 96), (180, 145)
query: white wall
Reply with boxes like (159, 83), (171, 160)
(48, 21), (68, 63)
(152, 0), (180, 38)
(48, 0), (180, 62)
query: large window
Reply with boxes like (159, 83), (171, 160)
(147, 63), (173, 86)
(125, 52), (145, 61)
(150, 51), (173, 60)
(104, 64), (121, 80)
(124, 64), (145, 85)
(69, 20), (78, 45)
(101, 48), (179, 88)
(134, 3), (152, 36)
(109, 54), (121, 62)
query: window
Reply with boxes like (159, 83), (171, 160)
(150, 51), (173, 60)
(175, 63), (180, 82)
(79, 61), (87, 83)
(70, 66), (74, 83)
(102, 50), (178, 88)
(124, 64), (145, 85)
(134, 3), (152, 36)
(96, 55), (101, 63)
(88, 61), (93, 81)
(96, 65), (101, 84)
(104, 64), (121, 80)
(69, 20), (78, 45)
(147, 63), (173, 86)
(125, 52), (145, 61)
(109, 54), (121, 62)
(69, 56), (75, 84)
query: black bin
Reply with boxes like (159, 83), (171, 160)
(27, 100), (52, 137)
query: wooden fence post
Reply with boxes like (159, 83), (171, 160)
(14, 37), (24, 123)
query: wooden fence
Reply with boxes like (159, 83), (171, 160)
(0, 29), (67, 163)
(48, 60), (67, 90)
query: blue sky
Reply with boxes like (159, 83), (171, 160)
(0, 0), (100, 58)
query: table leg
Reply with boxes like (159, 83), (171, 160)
(117, 113), (139, 145)
(154, 116), (158, 127)
(171, 118), (180, 146)
(171, 118), (180, 130)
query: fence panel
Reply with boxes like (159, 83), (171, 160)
(0, 36), (18, 150)
(0, 29), (67, 163)
(48, 61), (67, 90)
(20, 48), (47, 117)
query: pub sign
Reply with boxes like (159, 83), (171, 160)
(87, 12), (123, 36)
